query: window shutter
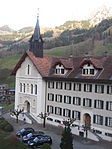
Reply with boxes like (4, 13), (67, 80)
(101, 85), (104, 93)
(79, 84), (81, 91)
(63, 109), (65, 116)
(70, 83), (71, 90)
(55, 95), (57, 102)
(89, 99), (92, 107)
(95, 85), (97, 93)
(60, 95), (62, 102)
(90, 85), (92, 92)
(72, 111), (74, 119)
(52, 94), (54, 101)
(69, 97), (71, 104)
(68, 110), (71, 118)
(84, 84), (86, 92)
(83, 98), (85, 106)
(105, 117), (108, 126)
(101, 116), (103, 125)
(78, 112), (81, 120)
(94, 100), (96, 108)
(48, 94), (49, 100)
(79, 98), (81, 105)
(56, 82), (58, 89)
(65, 83), (66, 90)
(52, 107), (54, 114)
(107, 85), (109, 94)
(60, 108), (62, 116)
(64, 96), (66, 103)
(106, 102), (108, 110)
(101, 101), (104, 109)
(93, 115), (95, 123)
(55, 107), (56, 114)
(47, 106), (49, 113)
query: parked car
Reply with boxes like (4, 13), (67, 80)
(16, 127), (35, 137)
(28, 135), (52, 148)
(22, 132), (45, 143)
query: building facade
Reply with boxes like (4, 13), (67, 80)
(12, 15), (112, 141)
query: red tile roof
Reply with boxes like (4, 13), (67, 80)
(12, 51), (112, 81)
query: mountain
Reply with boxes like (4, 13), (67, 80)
(90, 6), (112, 27)
(0, 25), (15, 33)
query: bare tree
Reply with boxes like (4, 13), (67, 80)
(10, 108), (24, 123)
(38, 112), (50, 128)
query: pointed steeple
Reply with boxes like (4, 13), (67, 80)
(29, 10), (43, 58)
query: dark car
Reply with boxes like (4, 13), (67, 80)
(22, 132), (45, 143)
(16, 127), (35, 137)
(28, 135), (52, 148)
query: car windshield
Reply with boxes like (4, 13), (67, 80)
(34, 137), (39, 143)
(20, 128), (25, 132)
(27, 133), (32, 138)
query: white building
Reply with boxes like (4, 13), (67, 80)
(12, 15), (112, 142)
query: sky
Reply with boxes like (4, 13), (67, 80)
(0, 0), (112, 30)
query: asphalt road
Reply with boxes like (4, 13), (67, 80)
(3, 113), (112, 149)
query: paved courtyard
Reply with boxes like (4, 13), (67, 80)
(3, 112), (112, 149)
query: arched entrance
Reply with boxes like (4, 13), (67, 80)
(24, 101), (30, 113)
(83, 113), (91, 128)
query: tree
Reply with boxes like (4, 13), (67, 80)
(38, 112), (50, 128)
(41, 143), (51, 149)
(60, 126), (73, 149)
(10, 108), (24, 123)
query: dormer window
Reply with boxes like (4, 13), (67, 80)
(55, 64), (65, 75)
(82, 63), (96, 76)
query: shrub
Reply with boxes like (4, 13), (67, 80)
(41, 143), (51, 149)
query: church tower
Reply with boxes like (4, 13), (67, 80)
(29, 12), (43, 58)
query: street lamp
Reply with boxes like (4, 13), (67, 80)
(38, 112), (50, 128)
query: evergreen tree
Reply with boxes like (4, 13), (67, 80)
(60, 126), (73, 149)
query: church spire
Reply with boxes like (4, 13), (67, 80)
(29, 9), (43, 58)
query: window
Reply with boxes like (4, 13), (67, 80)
(63, 109), (71, 117)
(94, 100), (104, 109)
(47, 105), (54, 114)
(55, 64), (65, 75)
(107, 85), (112, 94)
(64, 96), (71, 104)
(23, 83), (25, 93)
(20, 83), (22, 92)
(95, 85), (104, 94)
(35, 85), (37, 95)
(65, 82), (71, 90)
(73, 97), (81, 106)
(72, 111), (80, 120)
(84, 84), (92, 92)
(93, 115), (103, 125)
(106, 101), (112, 111)
(105, 117), (112, 127)
(82, 63), (95, 76)
(47, 118), (53, 121)
(48, 93), (54, 101)
(105, 133), (112, 137)
(55, 94), (62, 102)
(55, 107), (62, 115)
(31, 84), (33, 94)
(55, 119), (61, 124)
(90, 69), (94, 75)
(83, 98), (92, 107)
(27, 64), (31, 75)
(48, 82), (54, 89)
(56, 82), (63, 89)
(74, 83), (81, 91)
